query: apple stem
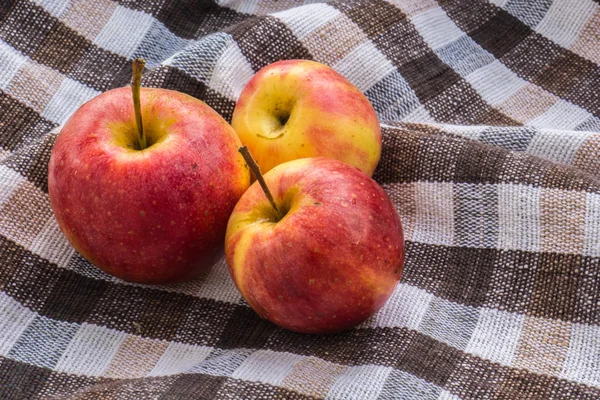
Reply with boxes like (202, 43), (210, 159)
(131, 58), (147, 150)
(238, 146), (284, 220)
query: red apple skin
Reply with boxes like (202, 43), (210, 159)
(48, 87), (250, 284)
(232, 60), (382, 177)
(225, 158), (404, 334)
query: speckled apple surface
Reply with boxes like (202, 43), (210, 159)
(225, 158), (404, 334)
(232, 60), (381, 177)
(48, 87), (250, 283)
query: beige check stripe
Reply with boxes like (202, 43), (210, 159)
(0, 0), (599, 398)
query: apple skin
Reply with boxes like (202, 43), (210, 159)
(48, 87), (250, 284)
(225, 158), (403, 334)
(231, 60), (381, 177)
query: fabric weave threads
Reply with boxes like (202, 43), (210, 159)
(1, 0), (600, 398)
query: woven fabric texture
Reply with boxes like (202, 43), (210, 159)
(1, 0), (600, 398)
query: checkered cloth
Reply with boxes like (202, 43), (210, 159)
(1, 0), (600, 398)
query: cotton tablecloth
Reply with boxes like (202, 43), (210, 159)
(1, 0), (600, 398)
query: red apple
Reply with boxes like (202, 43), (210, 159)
(48, 59), (250, 284)
(225, 155), (404, 334)
(231, 60), (381, 177)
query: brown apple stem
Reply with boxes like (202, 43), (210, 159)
(238, 146), (284, 220)
(131, 58), (147, 150)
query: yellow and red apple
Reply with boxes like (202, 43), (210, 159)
(231, 60), (381, 177)
(48, 60), (250, 284)
(225, 157), (404, 334)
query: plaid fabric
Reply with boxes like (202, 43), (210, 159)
(1, 0), (600, 398)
